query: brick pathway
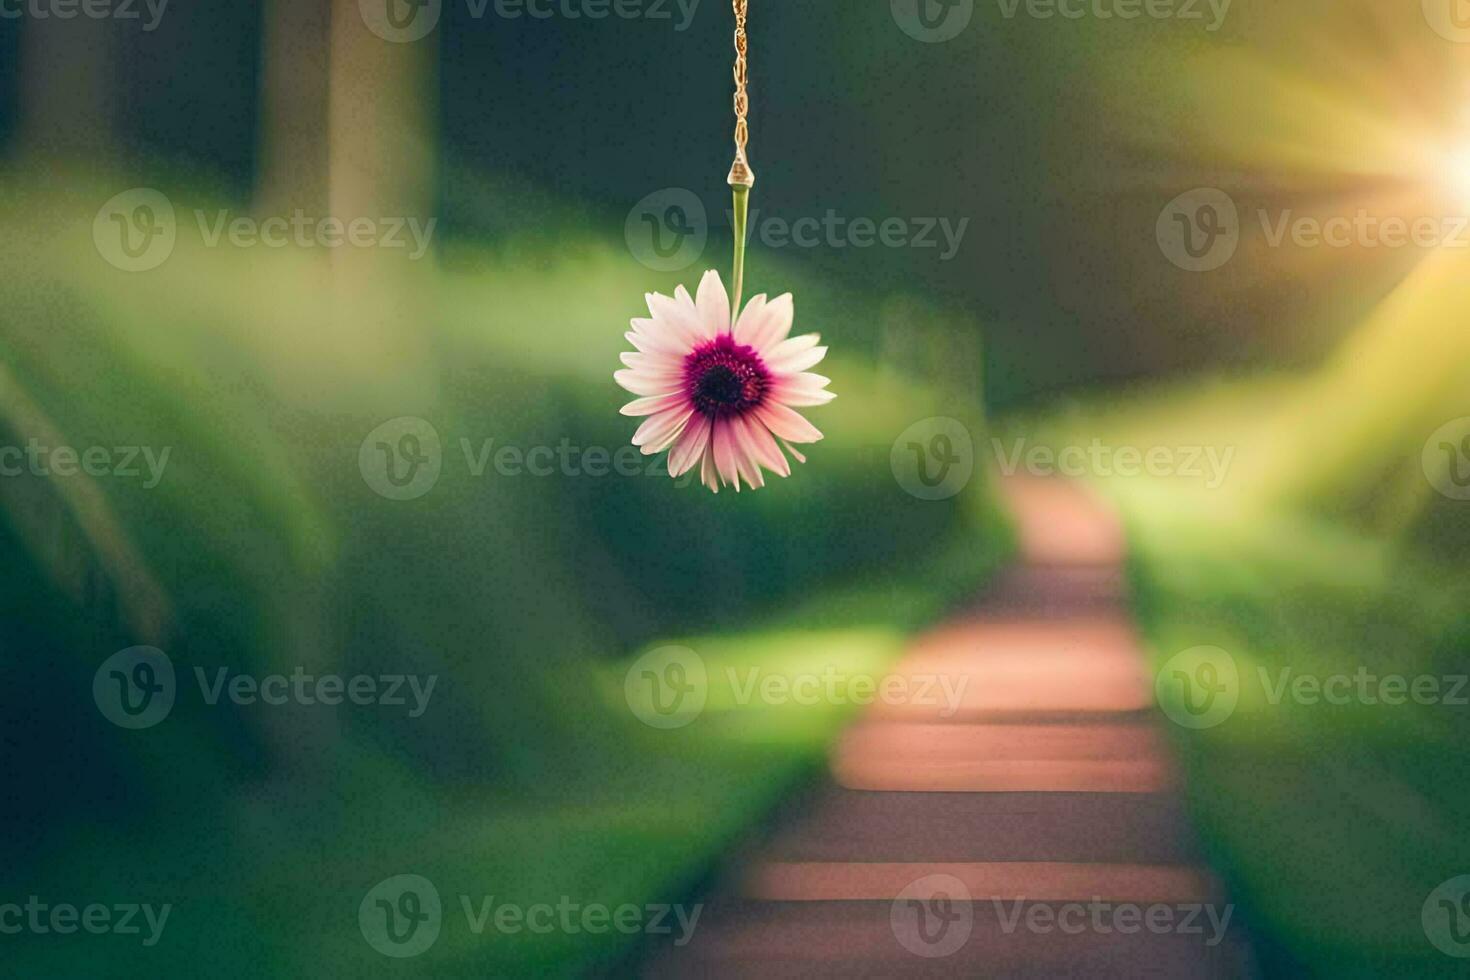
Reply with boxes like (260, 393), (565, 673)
(640, 478), (1256, 978)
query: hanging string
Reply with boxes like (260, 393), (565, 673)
(727, 0), (753, 318)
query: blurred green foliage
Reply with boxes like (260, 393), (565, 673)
(0, 164), (1009, 976)
(1007, 364), (1470, 975)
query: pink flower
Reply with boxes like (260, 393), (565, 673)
(615, 270), (834, 493)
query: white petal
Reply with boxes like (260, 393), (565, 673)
(765, 335), (827, 375)
(712, 421), (743, 491)
(615, 369), (680, 397)
(648, 292), (702, 348)
(755, 402), (823, 444)
(621, 392), (688, 417)
(625, 328), (685, 358)
(632, 408), (692, 454)
(732, 294), (768, 347)
(668, 414), (712, 477)
(745, 293), (795, 353)
(729, 420), (765, 489)
(695, 270), (730, 337)
(734, 414), (789, 478)
(786, 371), (831, 389)
(621, 350), (682, 372)
(771, 374), (836, 407)
(699, 441), (719, 493)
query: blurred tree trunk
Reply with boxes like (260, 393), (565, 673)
(255, 0), (332, 215)
(250, 0), (439, 411)
(257, 1), (440, 767)
(323, 0), (439, 399)
(255, 0), (436, 241)
(327, 0), (437, 271)
(17, 16), (117, 156)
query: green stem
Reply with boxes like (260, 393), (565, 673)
(730, 184), (750, 319)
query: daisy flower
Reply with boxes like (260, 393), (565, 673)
(615, 270), (834, 493)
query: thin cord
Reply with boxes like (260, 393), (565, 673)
(728, 0), (753, 188)
(728, 0), (753, 317)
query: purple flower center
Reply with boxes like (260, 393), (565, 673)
(684, 334), (770, 419)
